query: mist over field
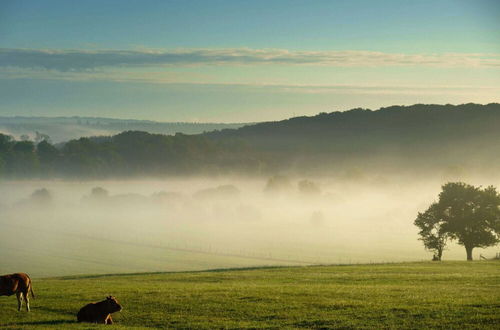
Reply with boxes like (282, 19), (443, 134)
(1, 173), (497, 277)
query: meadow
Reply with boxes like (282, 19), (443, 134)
(1, 261), (498, 329)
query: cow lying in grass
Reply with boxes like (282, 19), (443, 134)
(0, 273), (35, 311)
(77, 296), (123, 324)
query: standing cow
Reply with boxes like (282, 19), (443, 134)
(0, 273), (35, 311)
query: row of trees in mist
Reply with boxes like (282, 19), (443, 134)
(415, 182), (500, 261)
(0, 131), (265, 178)
(2, 103), (500, 178)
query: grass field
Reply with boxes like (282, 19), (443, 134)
(0, 261), (499, 329)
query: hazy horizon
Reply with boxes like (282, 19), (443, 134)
(1, 101), (499, 124)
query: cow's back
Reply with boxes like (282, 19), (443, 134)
(77, 303), (98, 322)
(0, 273), (32, 297)
(0, 275), (15, 296)
(0, 274), (24, 296)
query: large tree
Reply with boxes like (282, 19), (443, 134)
(417, 182), (500, 261)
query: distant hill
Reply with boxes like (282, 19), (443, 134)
(205, 103), (500, 174)
(0, 116), (247, 143)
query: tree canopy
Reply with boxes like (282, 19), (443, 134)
(414, 202), (447, 261)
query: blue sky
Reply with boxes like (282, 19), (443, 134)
(0, 0), (499, 121)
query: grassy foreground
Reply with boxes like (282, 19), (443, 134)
(0, 262), (498, 329)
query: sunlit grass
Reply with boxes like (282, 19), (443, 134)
(1, 261), (498, 329)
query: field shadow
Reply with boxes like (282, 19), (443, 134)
(36, 305), (75, 316)
(53, 265), (313, 280)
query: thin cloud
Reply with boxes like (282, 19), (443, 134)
(1, 48), (500, 71)
(2, 66), (499, 93)
(2, 64), (497, 98)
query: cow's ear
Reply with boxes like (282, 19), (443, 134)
(107, 296), (111, 300)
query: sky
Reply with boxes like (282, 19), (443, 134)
(0, 0), (499, 122)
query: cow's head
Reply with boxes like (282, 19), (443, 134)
(105, 296), (123, 313)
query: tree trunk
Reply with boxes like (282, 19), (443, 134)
(465, 245), (474, 261)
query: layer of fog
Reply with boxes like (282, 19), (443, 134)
(1, 175), (498, 277)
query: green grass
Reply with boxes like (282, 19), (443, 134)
(1, 262), (499, 329)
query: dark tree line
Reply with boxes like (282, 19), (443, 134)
(0, 131), (265, 178)
(2, 103), (500, 178)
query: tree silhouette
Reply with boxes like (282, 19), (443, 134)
(417, 182), (500, 260)
(414, 203), (447, 260)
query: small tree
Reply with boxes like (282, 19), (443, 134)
(37, 140), (59, 175)
(298, 180), (321, 196)
(30, 188), (52, 205)
(414, 203), (447, 260)
(35, 131), (51, 144)
(90, 186), (109, 199)
(264, 175), (292, 193)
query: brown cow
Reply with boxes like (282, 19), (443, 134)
(0, 273), (35, 311)
(77, 296), (123, 324)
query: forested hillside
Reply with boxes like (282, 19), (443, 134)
(207, 103), (500, 173)
(1, 103), (499, 178)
